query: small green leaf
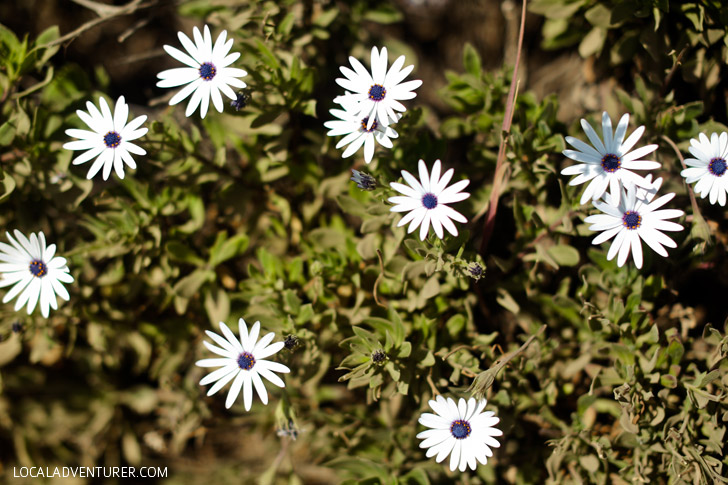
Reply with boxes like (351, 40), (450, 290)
(363, 5), (403, 24)
(166, 241), (205, 266)
(209, 233), (249, 267)
(463, 43), (482, 77)
(256, 39), (280, 70)
(547, 244), (580, 266)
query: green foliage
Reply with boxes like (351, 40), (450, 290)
(0, 0), (727, 484)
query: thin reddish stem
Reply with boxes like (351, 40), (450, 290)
(479, 0), (527, 257)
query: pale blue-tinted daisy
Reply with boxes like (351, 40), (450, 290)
(584, 183), (684, 268)
(335, 46), (422, 129)
(63, 96), (147, 180)
(324, 108), (398, 163)
(0, 230), (73, 318)
(196, 318), (290, 410)
(157, 25), (247, 119)
(680, 132), (728, 206)
(561, 112), (660, 205)
(388, 159), (470, 240)
(417, 396), (503, 472)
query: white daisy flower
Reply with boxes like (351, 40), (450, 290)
(680, 132), (728, 206)
(584, 183), (684, 269)
(561, 112), (660, 205)
(157, 25), (248, 119)
(324, 108), (398, 163)
(196, 318), (290, 410)
(336, 46), (422, 129)
(63, 96), (148, 180)
(388, 159), (470, 240)
(0, 230), (73, 318)
(417, 396), (503, 472)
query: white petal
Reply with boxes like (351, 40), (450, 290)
(225, 371), (246, 409)
(255, 341), (284, 360)
(241, 371), (253, 411)
(246, 321), (260, 351)
(581, 118), (606, 154)
(251, 371), (269, 405)
(206, 368), (239, 396)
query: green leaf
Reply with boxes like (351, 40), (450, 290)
(32, 25), (60, 67)
(277, 11), (296, 36)
(166, 241), (205, 266)
(547, 244), (580, 266)
(308, 227), (347, 250)
(463, 42), (482, 77)
(401, 468), (430, 485)
(579, 27), (607, 57)
(579, 454), (600, 473)
(313, 7), (338, 27)
(209, 232), (249, 267)
(256, 39), (280, 70)
(496, 288), (520, 314)
(173, 269), (215, 299)
(0, 120), (14, 146)
(363, 5), (403, 24)
(204, 288), (230, 325)
(0, 175), (16, 203)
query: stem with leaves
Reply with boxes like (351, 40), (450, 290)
(468, 324), (546, 400)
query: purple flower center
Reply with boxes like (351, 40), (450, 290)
(450, 420), (472, 439)
(368, 84), (386, 102)
(29, 259), (47, 278)
(360, 117), (378, 132)
(103, 131), (121, 148)
(237, 351), (256, 370)
(199, 62), (217, 81)
(422, 193), (438, 209)
(622, 211), (642, 230)
(601, 153), (621, 173)
(708, 157), (727, 177)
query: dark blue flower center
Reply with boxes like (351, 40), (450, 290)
(29, 259), (47, 278)
(199, 62), (217, 81)
(237, 351), (256, 370)
(622, 211), (642, 230)
(103, 131), (121, 148)
(601, 153), (621, 173)
(368, 84), (386, 102)
(450, 420), (472, 440)
(360, 117), (378, 132)
(422, 193), (438, 209)
(708, 157), (727, 176)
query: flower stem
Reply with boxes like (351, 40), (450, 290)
(479, 0), (527, 257)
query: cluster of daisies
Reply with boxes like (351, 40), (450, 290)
(561, 112), (687, 268)
(326, 47), (473, 241)
(6, 21), (725, 475)
(195, 317), (504, 472)
(2, 25), (496, 474)
(2, 26), (249, 319)
(64, 25), (248, 181)
(324, 46), (422, 163)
